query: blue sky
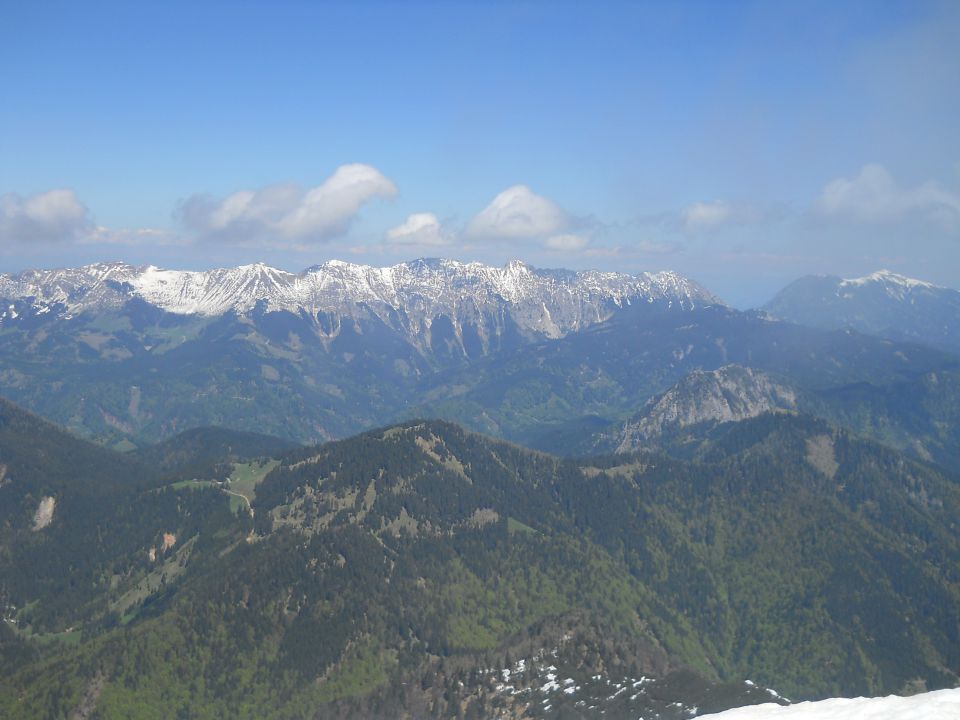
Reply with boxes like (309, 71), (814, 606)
(1, 0), (958, 306)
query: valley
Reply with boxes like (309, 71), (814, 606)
(7, 2), (957, 716)
(1, 260), (958, 718)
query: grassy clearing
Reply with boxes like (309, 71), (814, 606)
(5, 618), (83, 647)
(308, 640), (395, 705)
(507, 517), (537, 535)
(227, 459), (280, 505)
(112, 536), (197, 622)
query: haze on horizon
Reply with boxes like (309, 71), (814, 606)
(1, 0), (958, 308)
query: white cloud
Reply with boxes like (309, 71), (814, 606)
(681, 201), (734, 231)
(84, 226), (182, 246)
(180, 163), (398, 244)
(466, 185), (569, 239)
(817, 163), (960, 230)
(679, 201), (766, 233)
(386, 213), (451, 246)
(544, 234), (588, 251)
(0, 189), (92, 243)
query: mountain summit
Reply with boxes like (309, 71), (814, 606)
(616, 365), (798, 452)
(762, 270), (960, 352)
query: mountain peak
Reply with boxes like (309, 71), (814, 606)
(840, 269), (937, 290)
(504, 258), (531, 272)
(762, 270), (960, 353)
(616, 364), (798, 452)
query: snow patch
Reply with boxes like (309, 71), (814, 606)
(32, 496), (55, 530)
(840, 269), (936, 290)
(698, 688), (960, 719)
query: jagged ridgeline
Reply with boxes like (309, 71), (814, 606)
(2, 260), (959, 459)
(2, 405), (958, 718)
(0, 258), (716, 446)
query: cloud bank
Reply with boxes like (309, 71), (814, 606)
(0, 189), (92, 244)
(817, 164), (960, 230)
(180, 163), (398, 244)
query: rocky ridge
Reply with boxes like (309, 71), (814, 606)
(0, 258), (721, 337)
(617, 365), (798, 452)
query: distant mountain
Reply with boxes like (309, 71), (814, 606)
(417, 304), (959, 455)
(2, 259), (960, 457)
(0, 258), (720, 348)
(612, 364), (960, 472)
(0, 258), (725, 445)
(762, 270), (960, 353)
(615, 365), (798, 452)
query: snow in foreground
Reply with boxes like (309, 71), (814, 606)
(699, 688), (960, 719)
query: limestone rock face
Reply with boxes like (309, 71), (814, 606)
(617, 365), (797, 452)
(0, 258), (721, 357)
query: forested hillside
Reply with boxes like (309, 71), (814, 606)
(1, 406), (957, 718)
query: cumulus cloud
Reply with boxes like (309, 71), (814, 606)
(386, 213), (451, 246)
(466, 185), (569, 240)
(0, 189), (92, 243)
(180, 163), (398, 244)
(817, 164), (960, 229)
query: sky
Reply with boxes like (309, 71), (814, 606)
(1, 0), (958, 307)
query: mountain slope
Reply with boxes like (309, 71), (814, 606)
(3, 412), (958, 718)
(130, 426), (299, 476)
(0, 399), (239, 638)
(762, 270), (960, 353)
(415, 304), (959, 452)
(592, 413), (960, 696)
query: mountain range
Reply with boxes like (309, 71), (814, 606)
(2, 258), (960, 718)
(0, 258), (717, 344)
(1, 259), (958, 459)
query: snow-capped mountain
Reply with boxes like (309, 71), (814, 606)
(762, 270), (960, 353)
(0, 258), (722, 345)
